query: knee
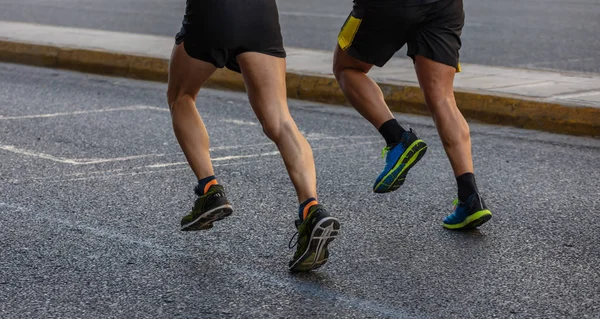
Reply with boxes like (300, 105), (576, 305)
(333, 48), (370, 80)
(261, 117), (295, 143)
(332, 62), (367, 81)
(167, 89), (195, 112)
(332, 62), (345, 80)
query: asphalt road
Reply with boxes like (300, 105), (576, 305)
(0, 0), (598, 73)
(1, 63), (599, 318)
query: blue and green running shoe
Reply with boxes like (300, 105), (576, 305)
(443, 193), (492, 230)
(373, 129), (427, 193)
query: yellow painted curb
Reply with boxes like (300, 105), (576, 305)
(0, 40), (598, 137)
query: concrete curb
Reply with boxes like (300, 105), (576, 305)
(1, 39), (598, 137)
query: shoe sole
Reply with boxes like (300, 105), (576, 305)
(289, 217), (340, 272)
(180, 204), (233, 231)
(374, 140), (427, 193)
(443, 209), (493, 230)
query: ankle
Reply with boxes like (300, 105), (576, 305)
(195, 176), (217, 196)
(298, 197), (318, 221)
(378, 119), (406, 147)
(456, 173), (478, 202)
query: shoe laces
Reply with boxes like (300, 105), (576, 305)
(381, 146), (390, 159)
(288, 232), (299, 249)
(288, 219), (303, 249)
(381, 128), (415, 158)
(452, 198), (459, 210)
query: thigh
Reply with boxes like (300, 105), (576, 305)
(235, 52), (290, 122)
(167, 43), (216, 105)
(333, 44), (374, 74)
(414, 55), (456, 105)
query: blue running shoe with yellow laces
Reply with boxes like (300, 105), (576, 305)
(443, 193), (492, 230)
(373, 129), (427, 193)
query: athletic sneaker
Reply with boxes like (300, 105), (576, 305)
(373, 129), (427, 193)
(180, 184), (233, 231)
(443, 193), (492, 230)
(289, 204), (340, 272)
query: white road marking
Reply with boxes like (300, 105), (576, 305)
(210, 143), (273, 150)
(221, 119), (259, 126)
(0, 105), (166, 120)
(45, 160), (258, 183)
(0, 144), (168, 165)
(9, 140), (380, 183)
(146, 151), (281, 168)
(0, 129), (378, 168)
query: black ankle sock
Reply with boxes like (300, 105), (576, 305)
(195, 175), (216, 196)
(298, 197), (318, 221)
(456, 173), (479, 202)
(378, 119), (406, 147)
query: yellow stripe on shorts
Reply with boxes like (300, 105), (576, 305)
(338, 15), (362, 50)
(456, 62), (462, 73)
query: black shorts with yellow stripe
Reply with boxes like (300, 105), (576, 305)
(338, 0), (464, 71)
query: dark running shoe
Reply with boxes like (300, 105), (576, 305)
(289, 204), (340, 272)
(180, 184), (232, 231)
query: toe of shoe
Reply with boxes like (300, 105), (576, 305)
(443, 213), (460, 225)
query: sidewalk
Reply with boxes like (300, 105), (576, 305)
(0, 21), (598, 136)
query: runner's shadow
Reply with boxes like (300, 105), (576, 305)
(289, 271), (331, 283)
(445, 227), (486, 237)
(288, 270), (338, 291)
(440, 226), (494, 257)
(286, 271), (339, 298)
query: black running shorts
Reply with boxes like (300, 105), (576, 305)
(175, 0), (286, 73)
(338, 0), (464, 71)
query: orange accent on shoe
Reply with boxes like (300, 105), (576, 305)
(203, 179), (218, 194)
(302, 200), (318, 220)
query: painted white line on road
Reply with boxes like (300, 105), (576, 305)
(0, 144), (81, 164)
(213, 151), (281, 161)
(13, 140), (380, 183)
(146, 151), (281, 168)
(210, 142), (273, 151)
(87, 141), (379, 173)
(147, 141), (378, 169)
(47, 167), (191, 182)
(0, 134), (378, 167)
(44, 160), (258, 183)
(0, 143), (275, 166)
(0, 105), (166, 120)
(77, 154), (171, 165)
(307, 135), (379, 141)
(221, 119), (259, 126)
(0, 144), (168, 165)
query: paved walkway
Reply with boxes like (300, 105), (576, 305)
(1, 21), (598, 108)
(1, 21), (599, 137)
